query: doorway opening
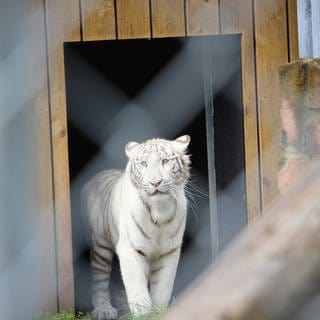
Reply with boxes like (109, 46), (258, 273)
(64, 35), (247, 313)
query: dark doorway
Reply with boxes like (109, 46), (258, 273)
(64, 35), (246, 314)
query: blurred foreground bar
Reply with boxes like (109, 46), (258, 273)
(163, 162), (320, 320)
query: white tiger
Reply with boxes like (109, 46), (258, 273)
(81, 135), (191, 319)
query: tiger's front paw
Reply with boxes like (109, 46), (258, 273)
(93, 303), (118, 320)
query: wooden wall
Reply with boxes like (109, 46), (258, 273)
(27, 0), (299, 312)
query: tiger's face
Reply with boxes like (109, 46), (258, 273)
(125, 135), (191, 197)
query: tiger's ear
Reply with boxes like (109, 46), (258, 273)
(172, 135), (190, 153)
(125, 141), (139, 158)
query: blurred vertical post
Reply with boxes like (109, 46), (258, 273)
(0, 0), (58, 318)
(297, 0), (320, 58)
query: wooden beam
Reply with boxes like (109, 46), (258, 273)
(80, 0), (116, 41)
(254, 0), (289, 211)
(287, 0), (299, 61)
(220, 0), (261, 221)
(163, 163), (320, 320)
(151, 0), (186, 37)
(45, 0), (81, 311)
(116, 0), (151, 39)
(185, 0), (220, 35)
(27, 0), (58, 312)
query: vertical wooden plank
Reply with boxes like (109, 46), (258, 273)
(26, 0), (58, 313)
(186, 0), (220, 35)
(220, 0), (261, 221)
(287, 0), (299, 61)
(254, 0), (289, 211)
(151, 0), (186, 37)
(81, 0), (116, 41)
(116, 0), (151, 39)
(45, 0), (81, 311)
(32, 38), (58, 317)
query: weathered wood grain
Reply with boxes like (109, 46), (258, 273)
(45, 0), (81, 311)
(81, 0), (116, 41)
(254, 0), (289, 211)
(287, 0), (299, 61)
(116, 0), (151, 39)
(186, 0), (219, 35)
(28, 0), (57, 312)
(151, 0), (185, 37)
(220, 0), (261, 221)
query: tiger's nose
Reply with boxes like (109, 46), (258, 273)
(150, 179), (162, 187)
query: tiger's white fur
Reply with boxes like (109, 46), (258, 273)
(81, 135), (191, 319)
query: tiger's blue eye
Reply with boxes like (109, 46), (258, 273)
(140, 161), (148, 167)
(162, 159), (169, 165)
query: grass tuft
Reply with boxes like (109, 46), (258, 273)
(119, 305), (168, 320)
(35, 305), (168, 320)
(34, 311), (92, 320)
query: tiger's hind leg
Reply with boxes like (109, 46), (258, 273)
(91, 237), (117, 320)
